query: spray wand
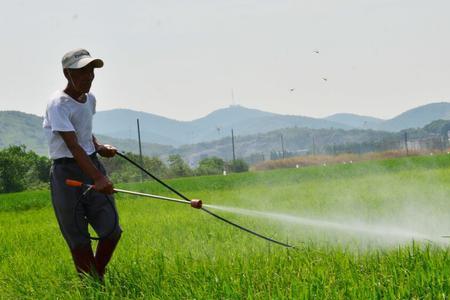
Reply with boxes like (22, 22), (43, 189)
(65, 179), (202, 209)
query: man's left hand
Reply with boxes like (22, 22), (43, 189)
(97, 144), (117, 158)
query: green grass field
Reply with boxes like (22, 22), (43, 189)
(2, 154), (450, 299)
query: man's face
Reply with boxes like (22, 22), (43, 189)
(65, 64), (95, 94)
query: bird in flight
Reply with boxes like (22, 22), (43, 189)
(322, 77), (328, 82)
(313, 50), (320, 54)
(289, 88), (295, 92)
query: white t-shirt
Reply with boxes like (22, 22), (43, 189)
(43, 90), (97, 159)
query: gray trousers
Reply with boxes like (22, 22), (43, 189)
(50, 156), (122, 249)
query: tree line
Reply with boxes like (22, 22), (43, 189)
(0, 145), (248, 193)
(100, 152), (248, 183)
(0, 145), (51, 193)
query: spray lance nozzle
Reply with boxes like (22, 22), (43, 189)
(190, 199), (202, 209)
(65, 179), (203, 209)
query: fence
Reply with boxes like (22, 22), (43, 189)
(243, 132), (450, 165)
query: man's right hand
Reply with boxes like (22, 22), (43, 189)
(94, 175), (115, 194)
(60, 131), (115, 194)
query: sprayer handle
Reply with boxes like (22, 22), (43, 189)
(65, 179), (87, 188)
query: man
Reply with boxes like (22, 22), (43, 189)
(43, 48), (122, 280)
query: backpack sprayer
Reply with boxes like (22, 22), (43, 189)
(66, 152), (295, 249)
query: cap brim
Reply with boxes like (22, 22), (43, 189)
(66, 57), (104, 69)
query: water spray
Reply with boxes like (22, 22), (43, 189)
(204, 204), (445, 243)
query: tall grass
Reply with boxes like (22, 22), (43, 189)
(1, 154), (450, 298)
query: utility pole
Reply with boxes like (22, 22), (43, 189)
(404, 131), (409, 156)
(312, 136), (316, 155)
(280, 134), (285, 159)
(137, 118), (144, 181)
(231, 129), (236, 162)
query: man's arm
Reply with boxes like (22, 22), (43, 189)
(93, 135), (117, 158)
(59, 131), (114, 194)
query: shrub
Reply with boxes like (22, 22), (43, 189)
(167, 154), (193, 178)
(0, 145), (50, 193)
(196, 157), (225, 175)
(101, 152), (169, 182)
(227, 159), (249, 173)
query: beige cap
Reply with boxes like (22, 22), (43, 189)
(62, 48), (104, 69)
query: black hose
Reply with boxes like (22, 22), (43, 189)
(117, 151), (295, 249)
(117, 152), (191, 203)
(200, 206), (294, 248)
(74, 185), (118, 241)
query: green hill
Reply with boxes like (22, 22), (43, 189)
(93, 106), (350, 146)
(376, 102), (450, 131)
(0, 111), (172, 157)
(0, 111), (47, 155)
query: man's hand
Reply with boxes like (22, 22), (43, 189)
(94, 175), (115, 194)
(96, 144), (117, 158)
(59, 132), (115, 194)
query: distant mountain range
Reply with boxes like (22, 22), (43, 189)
(325, 113), (383, 129)
(1, 102), (450, 160)
(94, 102), (450, 146)
(376, 102), (450, 131)
(93, 106), (350, 146)
(0, 111), (48, 155)
(327, 102), (450, 132)
(0, 111), (172, 157)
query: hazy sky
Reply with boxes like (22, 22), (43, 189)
(1, 0), (449, 121)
